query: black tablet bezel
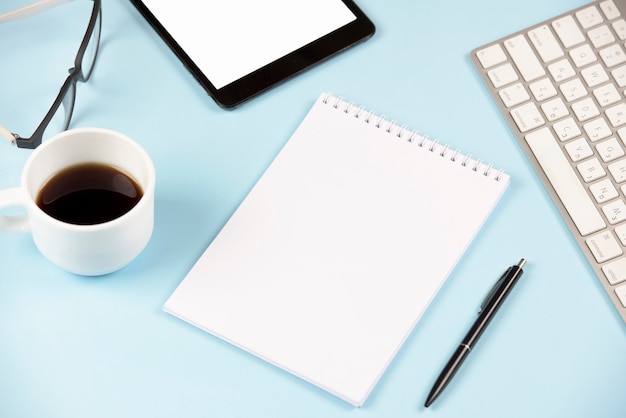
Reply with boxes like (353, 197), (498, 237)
(130, 1), (375, 108)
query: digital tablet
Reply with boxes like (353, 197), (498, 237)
(130, 0), (375, 108)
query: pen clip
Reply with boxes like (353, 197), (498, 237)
(478, 268), (510, 314)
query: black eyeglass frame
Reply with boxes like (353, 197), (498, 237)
(13, 0), (102, 149)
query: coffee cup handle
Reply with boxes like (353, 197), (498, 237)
(0, 188), (30, 233)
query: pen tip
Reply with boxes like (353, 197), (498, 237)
(518, 258), (527, 268)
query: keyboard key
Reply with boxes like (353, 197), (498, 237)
(541, 97), (569, 121)
(554, 117), (582, 141)
(589, 178), (619, 203)
(602, 258), (626, 286)
(615, 223), (626, 244)
(529, 78), (558, 101)
(560, 78), (587, 102)
(548, 58), (576, 82)
(570, 44), (598, 68)
(599, 44), (626, 67)
(612, 19), (626, 40)
(511, 102), (545, 132)
(600, 0), (621, 20)
(576, 6), (604, 29)
(596, 137), (625, 162)
(606, 103), (626, 126)
(553, 15), (586, 48)
(504, 34), (546, 82)
(488, 63), (519, 88)
(577, 157), (606, 182)
(528, 25), (564, 62)
(571, 97), (600, 121)
(476, 44), (507, 69)
(565, 137), (593, 161)
(525, 128), (606, 236)
(586, 231), (623, 263)
(616, 284), (626, 307)
(608, 157), (626, 182)
(584, 117), (612, 141)
(499, 83), (530, 108)
(593, 83), (621, 106)
(618, 127), (626, 142)
(588, 25), (615, 48)
(602, 199), (626, 224)
(611, 64), (626, 87)
(581, 63), (609, 87)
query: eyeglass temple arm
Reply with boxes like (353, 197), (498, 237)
(0, 125), (16, 146)
(0, 0), (74, 23)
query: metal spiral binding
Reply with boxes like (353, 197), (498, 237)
(322, 94), (504, 181)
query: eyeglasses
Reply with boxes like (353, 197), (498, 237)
(0, 0), (102, 149)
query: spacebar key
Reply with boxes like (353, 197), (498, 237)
(525, 128), (606, 236)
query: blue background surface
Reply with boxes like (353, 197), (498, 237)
(1, 0), (624, 417)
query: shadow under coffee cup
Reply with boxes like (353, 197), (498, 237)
(0, 128), (155, 276)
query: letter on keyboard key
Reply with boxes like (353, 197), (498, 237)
(581, 64), (610, 88)
(606, 103), (626, 126)
(577, 157), (606, 182)
(554, 117), (582, 141)
(529, 78), (558, 101)
(572, 97), (600, 121)
(589, 178), (618, 202)
(608, 157), (626, 182)
(504, 35), (546, 82)
(570, 44), (598, 68)
(565, 137), (593, 161)
(586, 231), (623, 263)
(541, 97), (569, 121)
(525, 128), (606, 236)
(548, 59), (576, 82)
(596, 137), (624, 162)
(602, 199), (626, 224)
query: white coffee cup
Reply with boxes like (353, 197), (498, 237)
(0, 128), (155, 276)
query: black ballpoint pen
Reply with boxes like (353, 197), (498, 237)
(424, 258), (527, 408)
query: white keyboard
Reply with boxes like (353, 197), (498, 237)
(472, 0), (626, 324)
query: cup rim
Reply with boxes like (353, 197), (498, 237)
(22, 127), (156, 231)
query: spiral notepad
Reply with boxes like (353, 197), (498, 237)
(164, 93), (510, 406)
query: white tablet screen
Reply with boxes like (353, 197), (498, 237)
(142, 0), (356, 89)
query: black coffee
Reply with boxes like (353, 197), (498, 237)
(37, 163), (143, 225)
